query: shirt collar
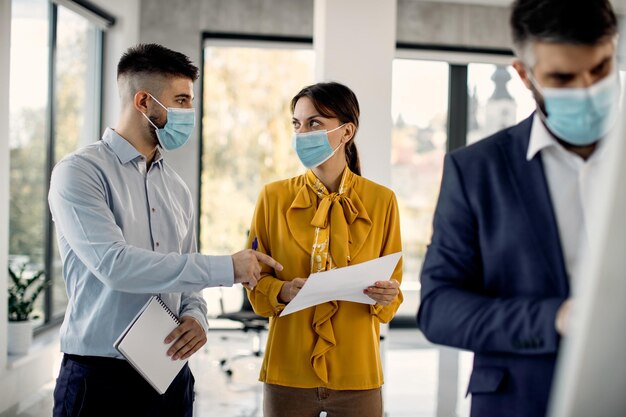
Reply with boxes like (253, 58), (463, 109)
(102, 128), (163, 166)
(526, 113), (610, 162)
(526, 113), (558, 161)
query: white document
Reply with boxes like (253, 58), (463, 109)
(280, 252), (402, 317)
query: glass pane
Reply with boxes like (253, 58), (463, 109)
(467, 63), (535, 145)
(201, 44), (314, 316)
(390, 59), (449, 322)
(51, 6), (102, 318)
(9, 0), (49, 322)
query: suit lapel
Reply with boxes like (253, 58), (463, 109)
(498, 115), (569, 294)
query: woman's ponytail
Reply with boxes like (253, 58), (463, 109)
(345, 140), (361, 176)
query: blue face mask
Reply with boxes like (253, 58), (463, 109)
(141, 94), (196, 151)
(531, 70), (620, 146)
(292, 124), (346, 169)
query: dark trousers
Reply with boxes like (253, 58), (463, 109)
(53, 354), (195, 417)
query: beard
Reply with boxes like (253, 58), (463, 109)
(528, 82), (548, 117)
(147, 113), (165, 146)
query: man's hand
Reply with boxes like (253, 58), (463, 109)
(232, 249), (283, 289)
(555, 298), (572, 336)
(278, 278), (307, 303)
(364, 279), (400, 306)
(165, 316), (207, 360)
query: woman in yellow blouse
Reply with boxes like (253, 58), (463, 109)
(247, 81), (403, 417)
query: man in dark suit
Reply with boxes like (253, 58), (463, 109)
(416, 1), (620, 416)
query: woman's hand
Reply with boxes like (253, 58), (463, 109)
(364, 279), (400, 306)
(279, 278), (307, 303)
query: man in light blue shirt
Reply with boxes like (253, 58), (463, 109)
(49, 43), (282, 417)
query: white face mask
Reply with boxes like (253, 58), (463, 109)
(141, 94), (196, 151)
(291, 124), (346, 169)
(528, 69), (621, 145)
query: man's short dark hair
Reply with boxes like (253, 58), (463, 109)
(511, 0), (618, 53)
(117, 43), (199, 81)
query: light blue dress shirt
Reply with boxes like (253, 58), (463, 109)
(48, 128), (233, 357)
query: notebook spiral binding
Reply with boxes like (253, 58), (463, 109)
(155, 296), (181, 324)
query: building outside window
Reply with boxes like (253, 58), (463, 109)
(467, 63), (535, 145)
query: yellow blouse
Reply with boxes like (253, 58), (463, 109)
(246, 168), (403, 390)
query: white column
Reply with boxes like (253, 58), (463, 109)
(313, 0), (396, 187)
(0, 0), (12, 371)
(313, 1), (396, 411)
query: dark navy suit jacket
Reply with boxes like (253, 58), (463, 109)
(417, 115), (570, 417)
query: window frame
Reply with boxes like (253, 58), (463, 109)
(395, 43), (515, 152)
(388, 45), (523, 312)
(198, 32), (314, 250)
(9, 0), (108, 334)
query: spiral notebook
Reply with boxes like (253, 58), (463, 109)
(114, 295), (187, 394)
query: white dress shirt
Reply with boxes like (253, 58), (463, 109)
(526, 114), (608, 288)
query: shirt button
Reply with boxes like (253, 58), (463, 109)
(156, 242), (160, 247)
(151, 208), (156, 213)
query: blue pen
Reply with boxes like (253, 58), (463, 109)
(251, 237), (258, 251)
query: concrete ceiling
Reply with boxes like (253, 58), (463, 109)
(406, 0), (624, 13)
(408, 0), (511, 6)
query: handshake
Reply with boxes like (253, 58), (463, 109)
(231, 249), (283, 289)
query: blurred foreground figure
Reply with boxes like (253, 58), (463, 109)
(417, 1), (620, 416)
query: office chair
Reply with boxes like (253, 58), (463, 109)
(216, 287), (268, 379)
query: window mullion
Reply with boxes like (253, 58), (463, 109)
(447, 64), (469, 152)
(42, 1), (58, 327)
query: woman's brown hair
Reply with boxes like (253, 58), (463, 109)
(290, 81), (361, 175)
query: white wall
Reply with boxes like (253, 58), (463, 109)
(314, 0), (396, 186)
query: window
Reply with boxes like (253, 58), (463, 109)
(390, 49), (539, 417)
(200, 36), (314, 316)
(390, 58), (448, 307)
(467, 63), (535, 145)
(9, 0), (51, 326)
(50, 5), (103, 318)
(390, 52), (537, 317)
(9, 0), (106, 330)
